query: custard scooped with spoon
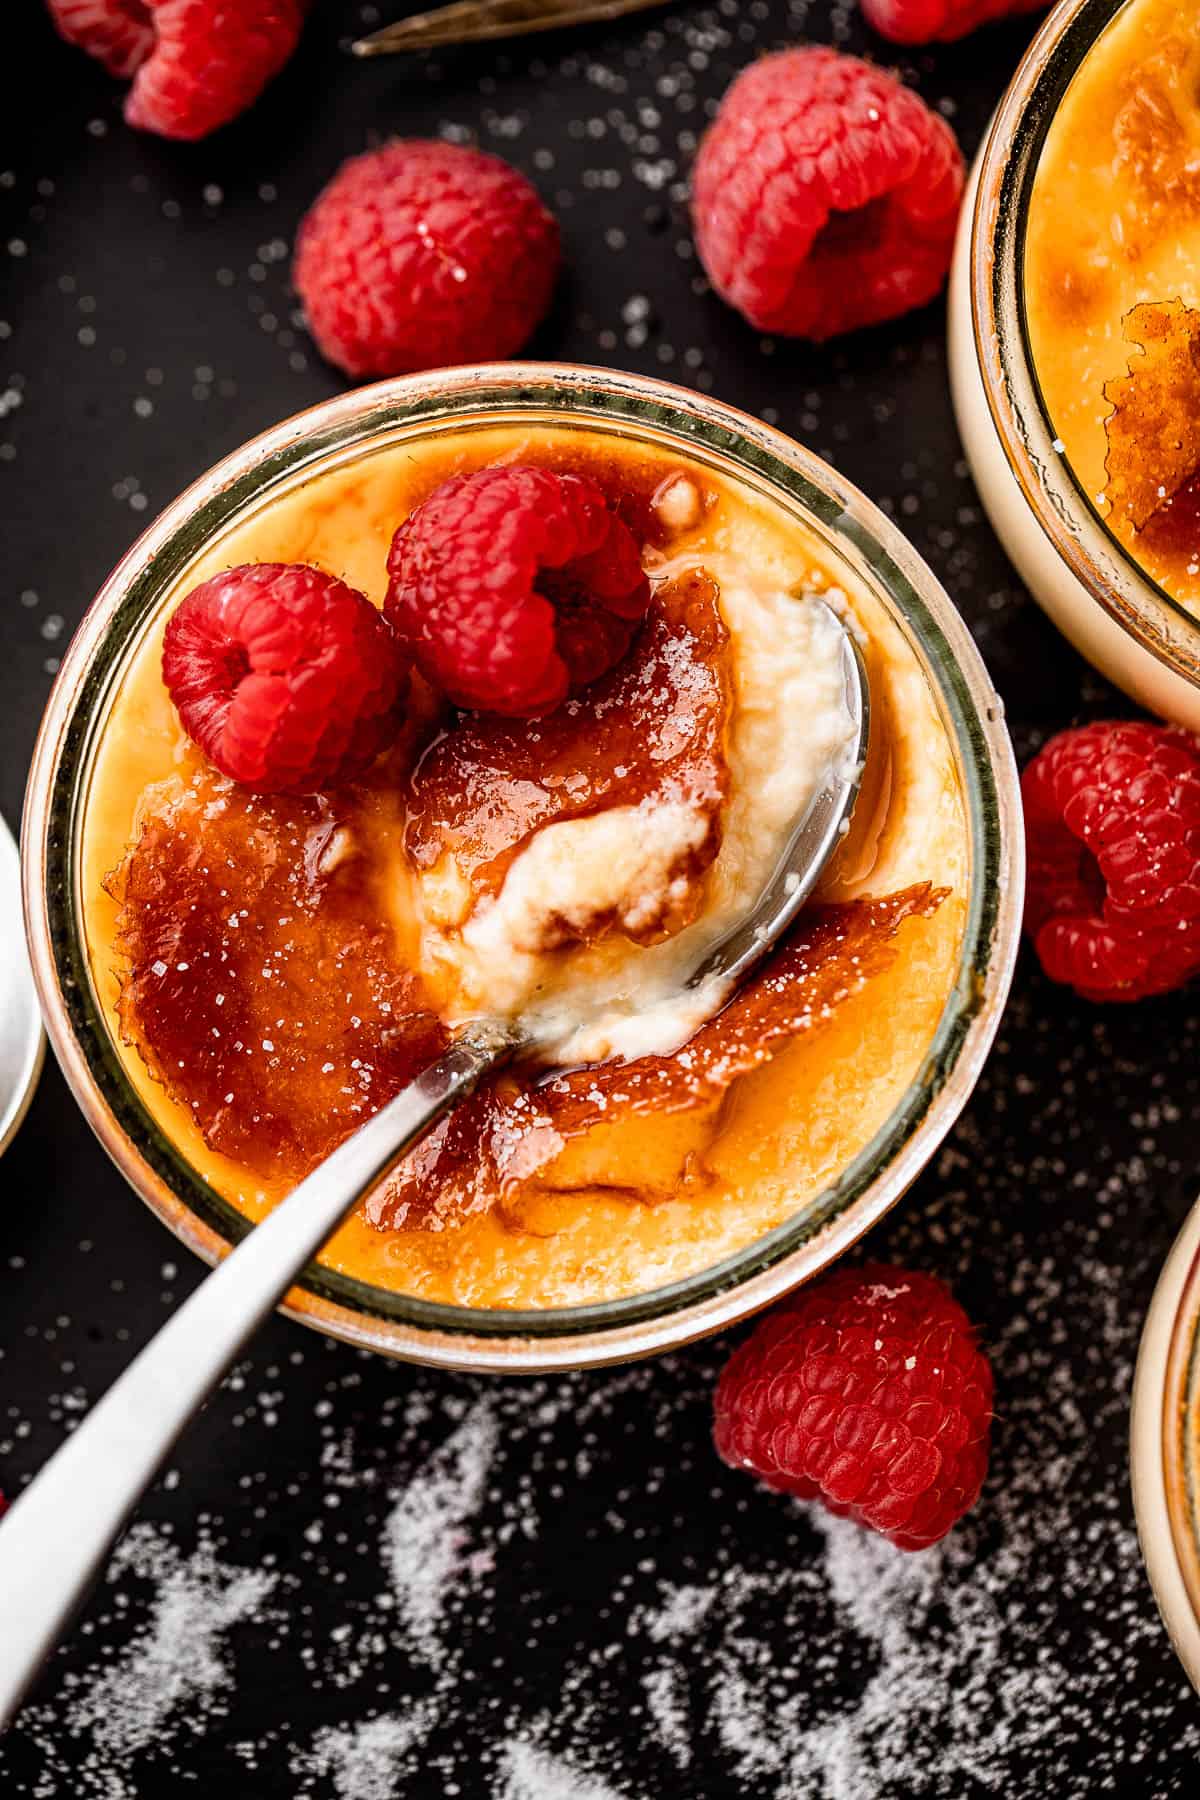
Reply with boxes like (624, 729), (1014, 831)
(75, 422), (968, 1311)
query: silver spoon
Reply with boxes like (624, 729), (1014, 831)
(0, 815), (44, 1162)
(0, 601), (866, 1729)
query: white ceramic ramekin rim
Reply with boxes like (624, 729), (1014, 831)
(1132, 1198), (1200, 1692)
(966, 0), (1200, 694)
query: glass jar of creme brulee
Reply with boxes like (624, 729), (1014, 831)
(23, 363), (1021, 1373)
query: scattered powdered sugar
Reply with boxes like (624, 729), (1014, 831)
(613, 1270), (1145, 1798)
(291, 1705), (436, 1800)
(16, 1525), (277, 1800)
(702, 1515), (1050, 1797)
(784, 1517), (998, 1795)
(642, 1664), (692, 1769)
(497, 1737), (627, 1800)
(77, 1527), (276, 1768)
(5, 1252), (1200, 1797)
(383, 1396), (498, 1661)
(642, 1580), (716, 1642)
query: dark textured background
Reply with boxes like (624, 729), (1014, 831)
(2, 2), (1199, 1794)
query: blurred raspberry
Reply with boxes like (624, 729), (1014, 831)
(294, 141), (560, 380)
(45, 0), (154, 77)
(385, 465), (651, 716)
(714, 1263), (993, 1551)
(691, 46), (965, 340)
(45, 0), (305, 140)
(862, 0), (1047, 46)
(1023, 721), (1200, 1001)
(163, 563), (408, 793)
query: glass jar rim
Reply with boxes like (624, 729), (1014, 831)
(968, 0), (1200, 687)
(22, 362), (1022, 1371)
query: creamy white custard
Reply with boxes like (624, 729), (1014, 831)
(416, 577), (858, 1064)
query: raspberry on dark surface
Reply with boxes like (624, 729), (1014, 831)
(293, 141), (560, 380)
(46, 0), (305, 140)
(385, 465), (652, 717)
(713, 1262), (993, 1551)
(1022, 720), (1200, 1002)
(162, 562), (409, 794)
(862, 0), (1047, 45)
(46, 0), (155, 77)
(691, 47), (965, 341)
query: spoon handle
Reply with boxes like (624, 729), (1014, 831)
(0, 1025), (510, 1732)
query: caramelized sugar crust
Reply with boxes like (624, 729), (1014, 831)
(109, 764), (448, 1183)
(368, 885), (944, 1231)
(1103, 299), (1200, 539)
(405, 569), (731, 929)
(1139, 468), (1200, 570)
(106, 450), (739, 1191)
(94, 427), (963, 1292)
(1029, 26), (1200, 344)
(108, 642), (938, 1225)
(1109, 37), (1200, 228)
(393, 431), (701, 556)
(1024, 0), (1200, 604)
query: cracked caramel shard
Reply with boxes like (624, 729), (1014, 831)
(1103, 297), (1200, 532)
(108, 771), (447, 1182)
(369, 884), (947, 1231)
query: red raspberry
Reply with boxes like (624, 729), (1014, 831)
(385, 466), (651, 716)
(862, 0), (1047, 46)
(293, 142), (560, 381)
(1023, 721), (1200, 1002)
(162, 563), (408, 793)
(714, 1263), (993, 1551)
(691, 47), (965, 341)
(45, 0), (154, 77)
(45, 0), (305, 141)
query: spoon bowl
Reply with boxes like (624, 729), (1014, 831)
(684, 598), (868, 997)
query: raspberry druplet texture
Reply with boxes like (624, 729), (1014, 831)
(1023, 721), (1200, 1002)
(45, 0), (154, 77)
(713, 1262), (993, 1551)
(162, 563), (409, 794)
(691, 47), (965, 341)
(862, 0), (1047, 45)
(385, 466), (652, 717)
(293, 142), (560, 380)
(46, 0), (305, 140)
